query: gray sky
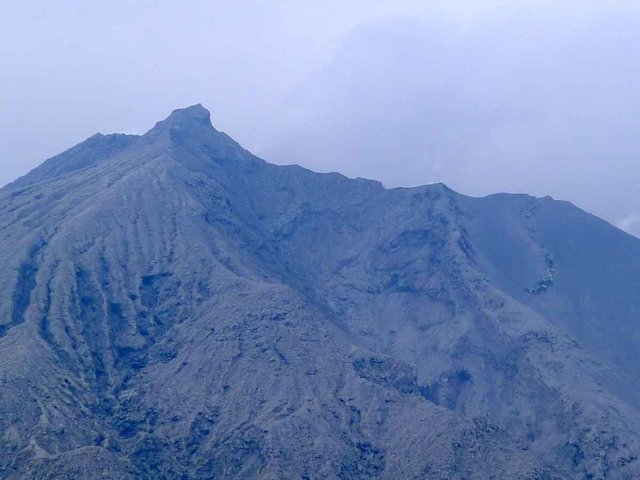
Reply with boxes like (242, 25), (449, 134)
(2, 1), (639, 237)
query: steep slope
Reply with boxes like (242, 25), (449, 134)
(461, 193), (640, 381)
(1, 105), (639, 479)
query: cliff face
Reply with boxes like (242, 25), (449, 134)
(1, 105), (639, 479)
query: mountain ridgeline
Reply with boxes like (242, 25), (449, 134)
(1, 105), (639, 479)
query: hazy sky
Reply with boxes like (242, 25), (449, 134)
(2, 0), (639, 237)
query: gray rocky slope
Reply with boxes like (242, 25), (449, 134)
(1, 105), (639, 479)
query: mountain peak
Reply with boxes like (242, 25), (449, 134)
(146, 104), (216, 136)
(166, 103), (211, 125)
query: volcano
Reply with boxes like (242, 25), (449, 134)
(1, 105), (639, 479)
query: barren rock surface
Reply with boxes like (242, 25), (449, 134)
(1, 105), (640, 479)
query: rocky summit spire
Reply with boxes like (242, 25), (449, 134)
(145, 103), (217, 137)
(164, 103), (212, 127)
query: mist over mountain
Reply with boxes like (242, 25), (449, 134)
(1, 105), (639, 479)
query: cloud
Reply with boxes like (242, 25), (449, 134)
(260, 3), (640, 236)
(1, 1), (638, 238)
(617, 213), (640, 234)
